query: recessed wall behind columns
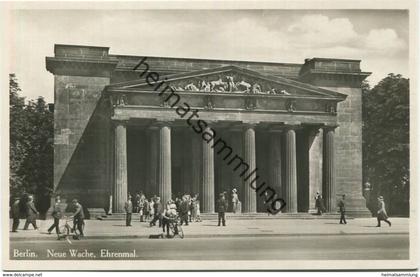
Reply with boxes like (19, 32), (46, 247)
(127, 128), (148, 197)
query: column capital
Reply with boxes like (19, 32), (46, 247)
(303, 124), (324, 137)
(241, 121), (259, 129)
(112, 119), (129, 127)
(153, 120), (175, 128)
(283, 122), (302, 131)
(322, 124), (339, 131)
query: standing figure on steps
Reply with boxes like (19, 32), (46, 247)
(217, 193), (228, 226)
(231, 188), (239, 213)
(315, 192), (326, 215)
(125, 195), (133, 227)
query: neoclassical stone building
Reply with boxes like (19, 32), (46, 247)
(46, 44), (371, 216)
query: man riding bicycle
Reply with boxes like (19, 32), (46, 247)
(162, 200), (178, 238)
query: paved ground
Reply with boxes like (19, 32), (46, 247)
(8, 217), (409, 261)
(9, 217), (409, 240)
(10, 234), (409, 260)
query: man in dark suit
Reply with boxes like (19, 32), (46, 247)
(150, 197), (163, 227)
(11, 197), (21, 232)
(23, 195), (39, 230)
(124, 195), (133, 226)
(217, 193), (228, 226)
(179, 197), (189, 226)
(48, 196), (62, 234)
(72, 199), (85, 237)
(338, 194), (347, 224)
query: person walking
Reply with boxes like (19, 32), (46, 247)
(376, 196), (391, 227)
(150, 197), (163, 227)
(23, 195), (39, 230)
(11, 196), (21, 232)
(217, 193), (228, 226)
(338, 194), (347, 224)
(72, 199), (85, 237)
(124, 195), (133, 226)
(48, 197), (62, 234)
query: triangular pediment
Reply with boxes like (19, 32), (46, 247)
(108, 65), (346, 100)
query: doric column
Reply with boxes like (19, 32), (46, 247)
(158, 123), (172, 205)
(269, 132), (282, 200)
(202, 126), (215, 213)
(284, 125), (298, 213)
(114, 121), (128, 213)
(323, 126), (337, 212)
(243, 125), (257, 213)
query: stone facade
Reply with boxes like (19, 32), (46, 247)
(46, 44), (371, 217)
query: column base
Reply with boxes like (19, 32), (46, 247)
(87, 208), (107, 219)
(346, 208), (373, 218)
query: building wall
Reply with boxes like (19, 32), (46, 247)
(298, 58), (371, 216)
(327, 86), (369, 216)
(47, 45), (370, 216)
(53, 75), (112, 210)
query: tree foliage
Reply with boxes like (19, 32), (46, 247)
(362, 73), (409, 216)
(9, 74), (53, 213)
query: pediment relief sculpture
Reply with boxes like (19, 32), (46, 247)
(169, 73), (291, 95)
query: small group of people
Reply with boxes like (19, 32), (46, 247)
(124, 192), (202, 228)
(10, 194), (85, 238)
(312, 192), (392, 227)
(48, 197), (85, 238)
(124, 190), (230, 232)
(10, 194), (39, 232)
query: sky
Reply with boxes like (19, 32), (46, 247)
(9, 9), (409, 103)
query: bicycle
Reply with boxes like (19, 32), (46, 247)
(57, 216), (82, 243)
(167, 216), (184, 239)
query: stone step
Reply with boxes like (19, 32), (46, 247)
(97, 213), (348, 221)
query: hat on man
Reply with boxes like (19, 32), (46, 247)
(232, 188), (237, 193)
(378, 196), (384, 201)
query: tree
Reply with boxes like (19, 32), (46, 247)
(9, 73), (27, 197)
(362, 73), (409, 216)
(9, 74), (54, 215)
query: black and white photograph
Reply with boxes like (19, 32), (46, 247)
(1, 0), (417, 273)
